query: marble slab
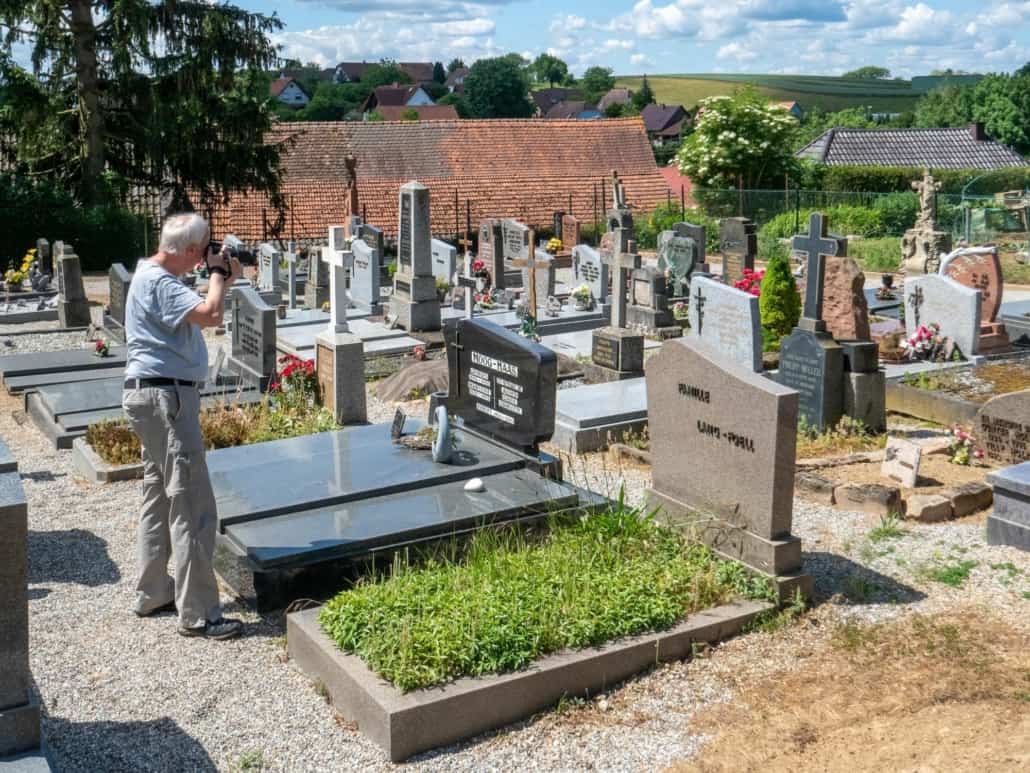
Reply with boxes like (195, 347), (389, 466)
(224, 469), (578, 569)
(541, 329), (661, 360)
(0, 348), (127, 380)
(209, 423), (529, 528)
(4, 367), (127, 394)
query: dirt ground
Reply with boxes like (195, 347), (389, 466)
(821, 454), (995, 497)
(669, 609), (1030, 773)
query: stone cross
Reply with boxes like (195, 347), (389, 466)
(693, 283), (707, 335)
(509, 230), (540, 315)
(601, 228), (641, 329)
(792, 212), (846, 326)
(908, 284), (924, 328)
(283, 247), (299, 309)
(325, 228), (353, 334)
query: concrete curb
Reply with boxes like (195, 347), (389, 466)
(886, 380), (979, 426)
(71, 437), (142, 484)
(288, 599), (773, 762)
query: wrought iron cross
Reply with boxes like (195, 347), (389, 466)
(792, 212), (845, 322)
(908, 285), (924, 328)
(693, 284), (707, 335)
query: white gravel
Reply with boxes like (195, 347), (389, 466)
(6, 353), (1029, 771)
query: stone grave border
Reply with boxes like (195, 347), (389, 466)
(288, 598), (772, 763)
(71, 437), (143, 484)
(885, 371), (981, 427)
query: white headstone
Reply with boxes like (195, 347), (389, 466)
(258, 243), (281, 293)
(882, 437), (922, 488)
(687, 275), (762, 372)
(430, 239), (457, 284)
(572, 245), (608, 303)
(351, 238), (381, 313)
(283, 249), (299, 309)
(903, 274), (981, 357)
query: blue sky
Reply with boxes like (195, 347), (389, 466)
(250, 0), (1030, 77)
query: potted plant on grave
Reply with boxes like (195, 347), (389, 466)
(672, 300), (689, 324)
(4, 248), (35, 292)
(474, 288), (501, 310)
(471, 259), (491, 286)
(903, 323), (962, 362)
(947, 425), (985, 466)
(570, 283), (593, 311)
(877, 273), (896, 300)
(545, 237), (562, 255)
(435, 277), (451, 303)
(94, 339), (111, 358)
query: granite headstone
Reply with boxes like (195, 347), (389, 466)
(718, 217), (756, 288)
(687, 275), (762, 372)
(230, 287), (277, 389)
(903, 274), (981, 357)
(976, 390), (1030, 466)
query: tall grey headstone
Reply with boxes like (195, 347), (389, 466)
(35, 239), (51, 276)
(283, 249), (299, 309)
(478, 219), (505, 290)
(391, 181), (440, 331)
(0, 442), (42, 758)
(304, 247), (330, 310)
(104, 262), (133, 339)
(646, 337), (809, 598)
(903, 273), (981, 357)
(229, 287), (277, 390)
(57, 249), (90, 327)
(258, 243), (281, 294)
(687, 275), (762, 372)
(719, 217), (757, 287)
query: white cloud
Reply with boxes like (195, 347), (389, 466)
(603, 39), (634, 50)
(717, 41), (758, 62)
(630, 53), (655, 67)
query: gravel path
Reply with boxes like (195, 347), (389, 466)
(6, 365), (1029, 771)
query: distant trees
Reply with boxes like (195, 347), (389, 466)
(400, 108), (419, 121)
(581, 66), (616, 103)
(676, 88), (799, 189)
(913, 67), (1030, 153)
(842, 66), (891, 80)
(437, 92), (471, 118)
(464, 57), (533, 118)
(433, 62), (446, 83)
(531, 54), (569, 87)
(447, 58), (466, 75)
(362, 61), (414, 89)
(632, 76), (656, 110)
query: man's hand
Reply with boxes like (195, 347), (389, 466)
(227, 256), (242, 283)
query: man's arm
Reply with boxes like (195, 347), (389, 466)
(187, 257), (242, 328)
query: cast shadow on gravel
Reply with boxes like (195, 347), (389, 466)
(29, 528), (121, 587)
(44, 716), (216, 773)
(803, 551), (926, 607)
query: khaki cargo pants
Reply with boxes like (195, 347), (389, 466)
(123, 385), (221, 628)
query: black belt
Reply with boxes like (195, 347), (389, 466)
(124, 378), (198, 389)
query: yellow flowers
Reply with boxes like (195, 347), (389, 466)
(5, 247), (36, 289)
(545, 237), (562, 254)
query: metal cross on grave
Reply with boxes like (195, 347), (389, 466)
(601, 227), (641, 329)
(283, 244), (299, 309)
(792, 212), (846, 330)
(908, 285), (924, 329)
(693, 283), (707, 335)
(508, 229), (541, 319)
(324, 241), (353, 334)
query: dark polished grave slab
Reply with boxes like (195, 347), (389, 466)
(210, 423), (534, 527)
(4, 367), (127, 394)
(0, 347), (126, 383)
(224, 469), (579, 569)
(864, 288), (901, 317)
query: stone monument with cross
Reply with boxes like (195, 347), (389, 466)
(316, 225), (367, 424)
(902, 168), (952, 276)
(584, 228), (645, 383)
(283, 246), (300, 309)
(776, 212), (846, 431)
(390, 181), (441, 332)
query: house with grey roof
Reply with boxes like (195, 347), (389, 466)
(641, 103), (689, 146)
(796, 123), (1026, 169)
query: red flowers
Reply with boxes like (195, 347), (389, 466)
(274, 354), (315, 393)
(734, 268), (764, 297)
(413, 346), (426, 361)
(471, 259), (485, 273)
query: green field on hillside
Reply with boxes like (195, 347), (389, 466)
(615, 74), (921, 113)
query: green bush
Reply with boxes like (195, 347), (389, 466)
(759, 205), (884, 243)
(759, 252), (801, 351)
(818, 165), (1030, 195)
(871, 192), (919, 235)
(849, 237), (901, 272)
(635, 202), (720, 252)
(0, 174), (151, 271)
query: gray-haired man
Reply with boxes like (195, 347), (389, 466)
(122, 213), (243, 640)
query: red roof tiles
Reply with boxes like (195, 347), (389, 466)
(203, 118), (670, 242)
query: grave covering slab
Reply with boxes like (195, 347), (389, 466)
(551, 378), (648, 453)
(4, 367), (127, 394)
(224, 469), (579, 569)
(0, 348), (126, 380)
(210, 423), (528, 527)
(540, 330), (660, 360)
(38, 377), (255, 419)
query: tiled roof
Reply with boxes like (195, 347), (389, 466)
(374, 105), (459, 121)
(444, 68), (469, 88)
(641, 104), (687, 133)
(202, 118), (669, 242)
(598, 89), (633, 112)
(796, 125), (1027, 169)
(532, 88), (583, 114)
(543, 100), (590, 119)
(369, 85), (421, 107)
(269, 78), (298, 98)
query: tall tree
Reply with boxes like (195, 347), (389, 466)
(0, 2), (284, 210)
(914, 71), (1030, 153)
(463, 56), (533, 118)
(632, 75), (655, 110)
(432, 61), (446, 84)
(581, 66), (615, 104)
(531, 53), (568, 87)
(362, 60), (413, 89)
(447, 58), (466, 75)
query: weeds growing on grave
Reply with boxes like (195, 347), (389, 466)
(868, 512), (907, 543)
(87, 358), (336, 465)
(318, 499), (776, 692)
(920, 558), (979, 588)
(795, 415), (885, 459)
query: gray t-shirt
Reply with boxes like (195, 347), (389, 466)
(124, 259), (208, 382)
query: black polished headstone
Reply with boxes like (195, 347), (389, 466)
(445, 318), (556, 451)
(777, 329), (843, 431)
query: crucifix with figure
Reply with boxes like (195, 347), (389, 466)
(601, 227), (640, 329)
(693, 283), (707, 335)
(792, 211), (847, 332)
(907, 285), (924, 329)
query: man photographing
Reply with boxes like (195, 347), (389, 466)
(122, 212), (243, 640)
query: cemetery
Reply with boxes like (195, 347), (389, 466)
(1, 63), (1030, 768)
